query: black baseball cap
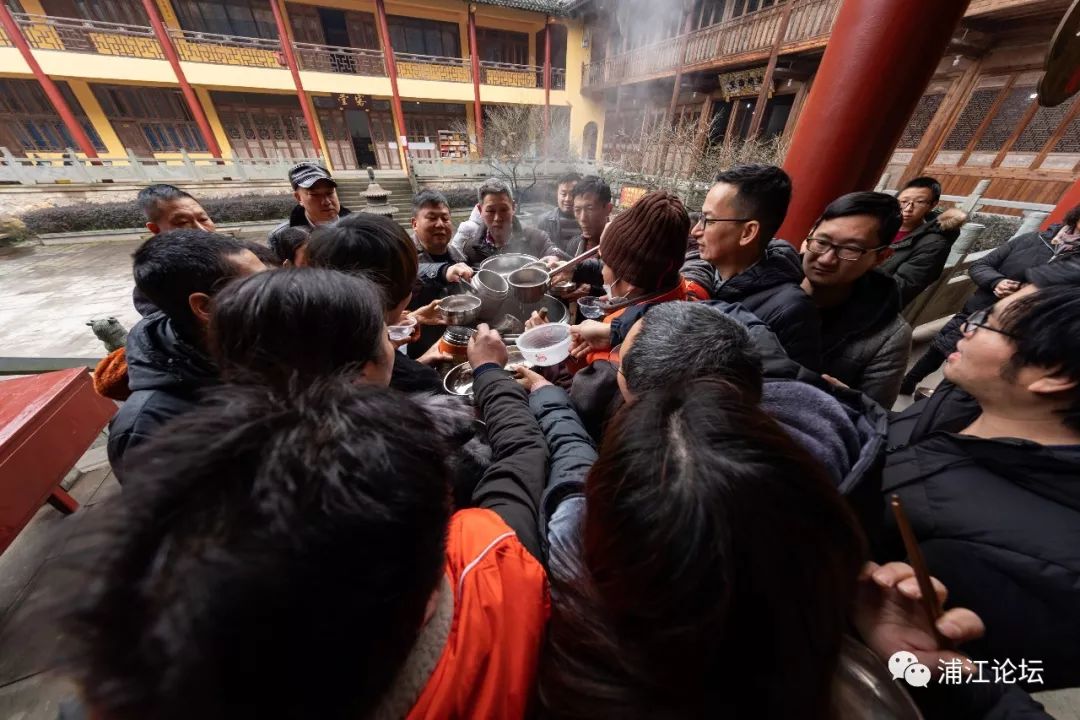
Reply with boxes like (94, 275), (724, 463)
(288, 162), (336, 189)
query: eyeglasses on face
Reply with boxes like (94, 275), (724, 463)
(695, 215), (752, 229)
(961, 307), (1018, 338)
(898, 198), (932, 209)
(805, 236), (886, 262)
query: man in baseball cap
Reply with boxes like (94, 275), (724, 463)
(268, 162), (352, 250)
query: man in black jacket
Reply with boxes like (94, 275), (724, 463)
(877, 176), (967, 307)
(268, 162), (352, 249)
(800, 192), (912, 408)
(902, 205), (1080, 394)
(683, 164), (821, 370)
(884, 283), (1080, 688)
(108, 230), (266, 481)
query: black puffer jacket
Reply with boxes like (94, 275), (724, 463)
(932, 225), (1068, 355)
(536, 207), (580, 254)
(883, 383), (1080, 689)
(107, 313), (219, 482)
(819, 270), (912, 408)
(878, 207), (967, 307)
(682, 240), (822, 370)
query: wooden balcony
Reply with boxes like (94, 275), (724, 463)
(12, 13), (164, 59)
(5, 13), (564, 91)
(584, 0), (841, 90)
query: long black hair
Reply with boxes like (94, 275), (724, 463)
(540, 378), (866, 719)
(209, 267), (388, 391)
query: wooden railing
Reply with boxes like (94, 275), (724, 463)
(294, 41), (385, 76)
(584, 0), (841, 89)
(13, 12), (163, 58)
(168, 27), (283, 68)
(784, 0), (842, 44)
(3, 13), (570, 91)
(0, 146), (317, 184)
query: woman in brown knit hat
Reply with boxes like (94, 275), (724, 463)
(547, 191), (704, 439)
(576, 190), (702, 366)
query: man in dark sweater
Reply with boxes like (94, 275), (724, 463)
(268, 162), (352, 249)
(683, 164), (821, 370)
(536, 171), (582, 254)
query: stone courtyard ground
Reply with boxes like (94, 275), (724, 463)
(0, 241), (142, 360)
(0, 239), (1078, 718)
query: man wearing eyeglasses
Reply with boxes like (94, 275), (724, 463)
(883, 280), (1080, 689)
(683, 164), (822, 371)
(800, 191), (912, 408)
(876, 176), (968, 307)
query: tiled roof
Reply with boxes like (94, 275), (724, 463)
(472, 0), (574, 17)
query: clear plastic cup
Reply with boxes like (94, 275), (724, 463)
(577, 296), (605, 320)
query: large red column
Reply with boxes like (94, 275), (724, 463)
(777, 0), (970, 243)
(268, 0), (322, 160)
(374, 0), (409, 172)
(1043, 179), (1080, 229)
(468, 6), (484, 156)
(142, 0), (222, 158)
(543, 17), (551, 157)
(0, 4), (98, 158)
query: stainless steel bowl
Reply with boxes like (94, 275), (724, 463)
(479, 253), (539, 277)
(439, 294), (481, 326)
(443, 362), (475, 396)
(442, 350), (534, 398)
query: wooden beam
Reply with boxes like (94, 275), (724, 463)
(992, 96), (1040, 168)
(748, 0), (796, 138)
(1032, 95), (1080, 169)
(957, 75), (1016, 166)
(903, 57), (983, 184)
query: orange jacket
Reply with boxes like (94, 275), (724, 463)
(586, 277), (706, 365)
(407, 508), (550, 720)
(93, 347), (131, 401)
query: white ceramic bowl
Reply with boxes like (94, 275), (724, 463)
(516, 323), (572, 367)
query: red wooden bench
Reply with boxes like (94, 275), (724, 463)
(0, 368), (116, 556)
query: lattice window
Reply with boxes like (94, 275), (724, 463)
(1013, 103), (1073, 152)
(897, 93), (943, 149)
(942, 87), (1001, 151)
(1052, 114), (1080, 154)
(93, 84), (206, 152)
(0, 78), (104, 151)
(975, 86), (1035, 152)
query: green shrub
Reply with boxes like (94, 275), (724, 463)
(20, 194), (296, 235)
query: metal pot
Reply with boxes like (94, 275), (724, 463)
(479, 253), (539, 277)
(507, 266), (549, 304)
(439, 294), (481, 326)
(469, 269), (509, 303)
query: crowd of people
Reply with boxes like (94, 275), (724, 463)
(70, 159), (1080, 719)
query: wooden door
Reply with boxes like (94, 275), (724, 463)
(368, 110), (400, 169)
(287, 3), (326, 44)
(345, 11), (379, 49)
(113, 120), (152, 156)
(317, 108), (358, 170)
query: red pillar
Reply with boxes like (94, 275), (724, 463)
(1043, 179), (1080, 229)
(374, 0), (409, 172)
(543, 17), (551, 157)
(0, 4), (98, 158)
(142, 0), (222, 158)
(468, 6), (484, 156)
(777, 0), (970, 244)
(268, 0), (322, 160)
